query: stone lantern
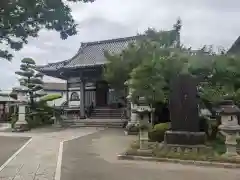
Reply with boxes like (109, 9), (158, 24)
(13, 86), (29, 132)
(135, 97), (152, 151)
(124, 88), (140, 135)
(218, 100), (240, 157)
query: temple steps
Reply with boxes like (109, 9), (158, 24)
(62, 119), (127, 128)
(89, 107), (124, 119)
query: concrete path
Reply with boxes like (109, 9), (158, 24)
(0, 123), (11, 132)
(61, 129), (240, 180)
(0, 127), (99, 180)
(0, 136), (30, 168)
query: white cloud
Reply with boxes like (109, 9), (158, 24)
(1, 0), (240, 90)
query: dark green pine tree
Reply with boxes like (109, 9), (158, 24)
(15, 58), (46, 109)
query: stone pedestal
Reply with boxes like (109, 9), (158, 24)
(125, 106), (139, 135)
(139, 130), (149, 150)
(52, 116), (62, 128)
(225, 134), (238, 156)
(14, 104), (29, 132)
(130, 109), (138, 124)
(164, 131), (206, 145)
(161, 144), (212, 155)
(219, 125), (240, 157)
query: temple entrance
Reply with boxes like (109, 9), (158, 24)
(96, 81), (108, 107)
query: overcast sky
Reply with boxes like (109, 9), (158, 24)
(1, 0), (240, 91)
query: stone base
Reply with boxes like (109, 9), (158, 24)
(52, 123), (62, 128)
(124, 131), (138, 135)
(221, 152), (240, 158)
(80, 116), (86, 119)
(161, 144), (212, 155)
(223, 144), (240, 157)
(137, 149), (152, 154)
(221, 153), (240, 159)
(125, 123), (139, 135)
(164, 131), (206, 145)
(13, 124), (30, 132)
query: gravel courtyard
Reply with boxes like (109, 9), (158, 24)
(61, 129), (240, 180)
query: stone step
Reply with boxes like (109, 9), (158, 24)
(63, 121), (125, 128)
(91, 112), (122, 116)
(90, 112), (123, 119)
(93, 108), (123, 112)
(92, 111), (122, 115)
(63, 122), (124, 125)
(90, 114), (122, 117)
(90, 116), (123, 119)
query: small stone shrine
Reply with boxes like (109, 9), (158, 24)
(164, 74), (206, 153)
(218, 100), (240, 157)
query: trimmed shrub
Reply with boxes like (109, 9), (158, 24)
(39, 94), (62, 102)
(148, 122), (170, 142)
(154, 122), (170, 131)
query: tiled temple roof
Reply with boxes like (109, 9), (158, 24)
(37, 59), (69, 71)
(38, 35), (142, 71)
(228, 36), (240, 54)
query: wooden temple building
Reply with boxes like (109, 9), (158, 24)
(37, 36), (140, 119)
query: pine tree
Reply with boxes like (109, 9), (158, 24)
(14, 58), (62, 126)
(15, 58), (46, 109)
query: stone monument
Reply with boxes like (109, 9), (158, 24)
(164, 74), (206, 152)
(218, 100), (240, 157)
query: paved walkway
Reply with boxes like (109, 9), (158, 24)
(61, 129), (240, 180)
(0, 127), (240, 180)
(0, 127), (99, 180)
(0, 136), (30, 168)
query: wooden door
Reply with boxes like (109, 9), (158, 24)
(96, 81), (108, 107)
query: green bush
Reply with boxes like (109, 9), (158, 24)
(148, 122), (170, 142)
(154, 122), (170, 131)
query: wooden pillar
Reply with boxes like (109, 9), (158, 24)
(80, 79), (86, 119)
(3, 102), (6, 121)
(66, 81), (69, 106)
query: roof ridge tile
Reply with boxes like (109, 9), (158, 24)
(81, 35), (143, 46)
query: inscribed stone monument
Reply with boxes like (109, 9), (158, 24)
(165, 74), (205, 145)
